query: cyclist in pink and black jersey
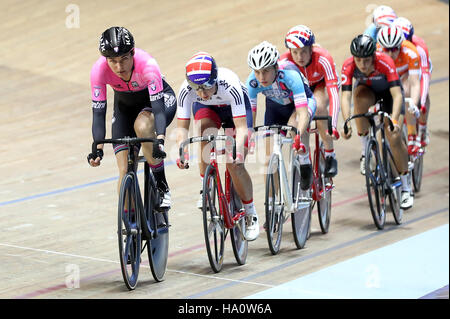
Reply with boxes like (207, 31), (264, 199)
(88, 27), (177, 208)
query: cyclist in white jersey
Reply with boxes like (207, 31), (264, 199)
(176, 52), (259, 241)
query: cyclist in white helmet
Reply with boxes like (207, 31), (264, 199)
(246, 41), (317, 193)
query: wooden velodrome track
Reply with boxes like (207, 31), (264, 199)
(0, 0), (448, 300)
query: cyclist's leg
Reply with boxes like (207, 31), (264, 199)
(401, 75), (420, 155)
(313, 85), (337, 177)
(383, 96), (412, 209)
(353, 84), (376, 174)
(193, 103), (220, 207)
(111, 104), (138, 195)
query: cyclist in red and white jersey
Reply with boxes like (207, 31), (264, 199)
(176, 52), (259, 241)
(280, 25), (340, 177)
(340, 34), (413, 209)
(392, 17), (432, 147)
(88, 27), (177, 208)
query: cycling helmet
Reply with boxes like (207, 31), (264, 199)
(99, 26), (134, 57)
(377, 25), (405, 49)
(247, 41), (280, 70)
(350, 34), (376, 57)
(392, 17), (414, 41)
(185, 52), (218, 90)
(373, 5), (397, 28)
(285, 25), (315, 48)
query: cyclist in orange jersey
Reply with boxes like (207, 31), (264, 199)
(377, 25), (422, 156)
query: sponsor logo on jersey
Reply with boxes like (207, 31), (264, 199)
(249, 79), (258, 88)
(218, 80), (230, 90)
(149, 91), (164, 101)
(264, 89), (290, 99)
(94, 88), (100, 97)
(92, 101), (106, 109)
(131, 81), (139, 88)
(164, 93), (176, 108)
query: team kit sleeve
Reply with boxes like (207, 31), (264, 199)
(176, 81), (193, 120)
(416, 45), (431, 108)
(318, 53), (340, 128)
(283, 70), (308, 109)
(90, 60), (108, 142)
(143, 58), (167, 136)
(246, 72), (259, 112)
(340, 57), (355, 91)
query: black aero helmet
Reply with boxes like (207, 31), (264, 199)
(350, 34), (376, 58)
(99, 26), (134, 58)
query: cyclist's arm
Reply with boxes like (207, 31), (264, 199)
(233, 116), (249, 158)
(92, 101), (106, 150)
(416, 46), (430, 108)
(295, 104), (310, 137)
(150, 93), (167, 140)
(340, 89), (352, 122)
(409, 73), (421, 109)
(319, 56), (341, 128)
(390, 85), (403, 124)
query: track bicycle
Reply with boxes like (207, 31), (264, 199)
(343, 108), (403, 229)
(179, 134), (247, 273)
(93, 137), (169, 290)
(254, 117), (334, 254)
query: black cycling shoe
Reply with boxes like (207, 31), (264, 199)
(300, 164), (313, 190)
(324, 156), (338, 178)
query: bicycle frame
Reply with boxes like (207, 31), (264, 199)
(179, 135), (244, 229)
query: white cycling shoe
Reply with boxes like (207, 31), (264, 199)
(400, 191), (414, 210)
(245, 214), (260, 241)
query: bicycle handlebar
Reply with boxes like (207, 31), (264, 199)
(254, 116), (332, 136)
(92, 137), (158, 153)
(92, 137), (159, 154)
(179, 135), (236, 165)
(343, 111), (394, 135)
(253, 124), (299, 135)
(312, 115), (333, 136)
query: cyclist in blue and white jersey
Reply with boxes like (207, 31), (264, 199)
(364, 5), (397, 41)
(246, 41), (317, 191)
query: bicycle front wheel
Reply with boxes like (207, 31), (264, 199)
(265, 154), (283, 255)
(386, 151), (403, 225)
(291, 154), (311, 249)
(229, 179), (248, 265)
(202, 164), (225, 273)
(317, 144), (332, 234)
(412, 152), (424, 193)
(365, 139), (386, 229)
(118, 172), (141, 290)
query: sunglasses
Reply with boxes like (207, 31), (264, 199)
(383, 47), (400, 53)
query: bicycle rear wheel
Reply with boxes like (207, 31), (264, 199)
(229, 179), (248, 265)
(316, 144), (332, 234)
(118, 172), (141, 290)
(365, 139), (386, 230)
(386, 150), (403, 225)
(291, 154), (311, 249)
(412, 151), (424, 193)
(202, 164), (225, 273)
(265, 154), (283, 255)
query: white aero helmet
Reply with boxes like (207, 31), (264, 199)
(377, 25), (405, 49)
(247, 41), (280, 70)
(373, 5), (397, 28)
(392, 17), (414, 41)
